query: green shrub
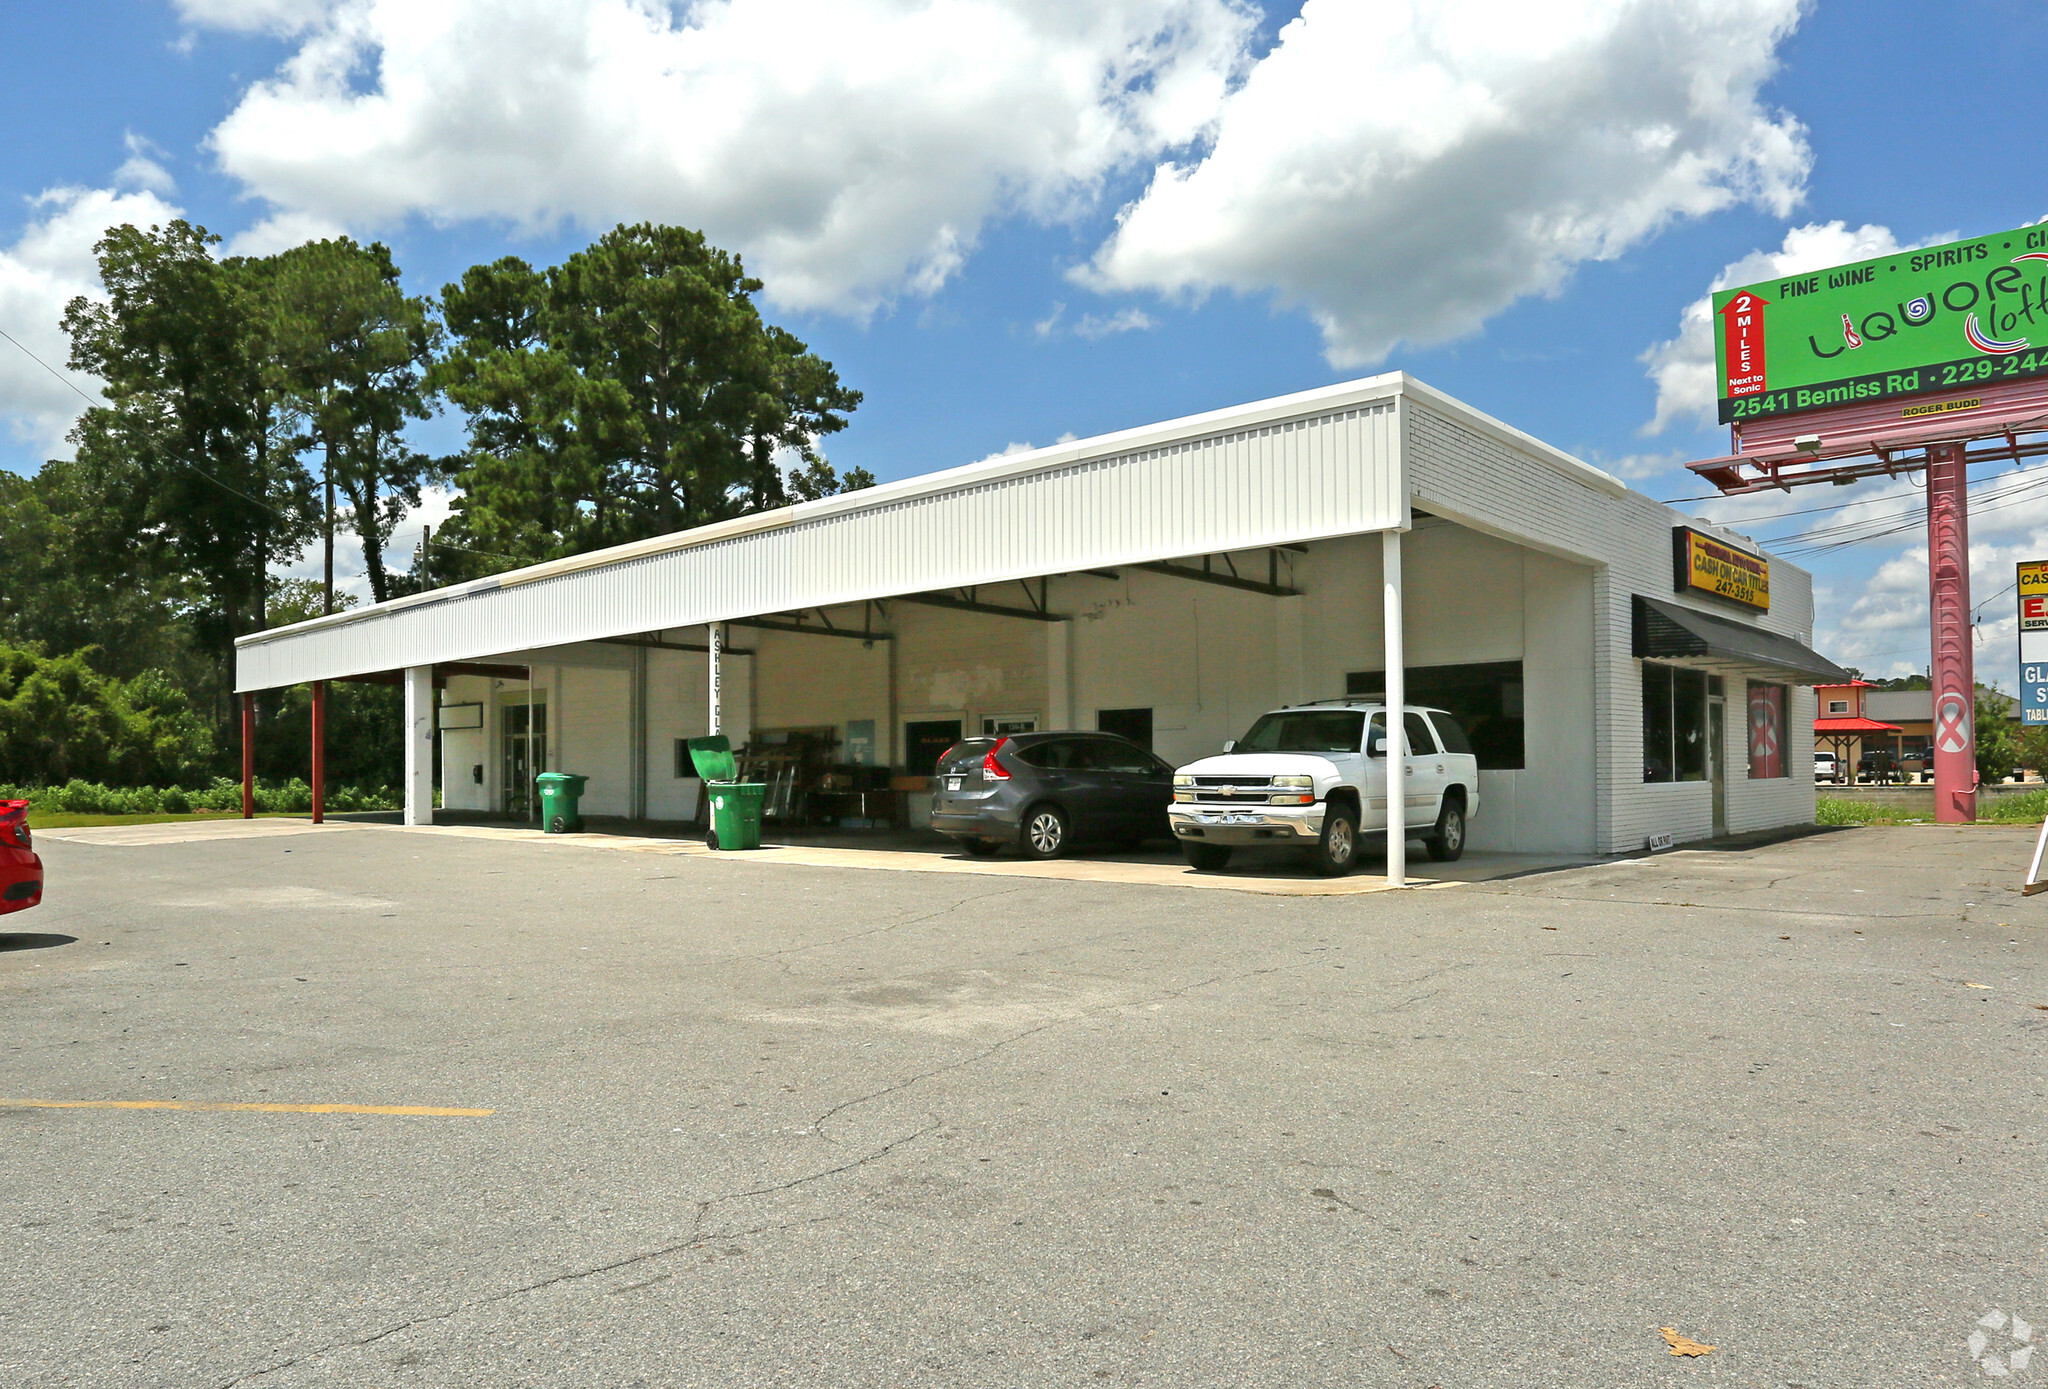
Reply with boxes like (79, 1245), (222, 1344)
(1981, 789), (2048, 823)
(0, 646), (213, 786)
(1816, 797), (1919, 825)
(0, 778), (399, 816)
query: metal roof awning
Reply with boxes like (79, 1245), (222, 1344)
(1632, 595), (1851, 686)
(1814, 716), (1902, 734)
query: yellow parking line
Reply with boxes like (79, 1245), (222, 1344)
(0, 1098), (492, 1116)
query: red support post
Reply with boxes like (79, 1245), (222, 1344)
(1927, 441), (1976, 822)
(240, 693), (255, 819)
(310, 680), (327, 825)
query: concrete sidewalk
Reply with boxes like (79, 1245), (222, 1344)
(38, 815), (1596, 895)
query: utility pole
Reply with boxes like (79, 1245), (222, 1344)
(322, 456), (334, 616)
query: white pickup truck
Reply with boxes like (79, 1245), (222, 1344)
(1167, 701), (1480, 876)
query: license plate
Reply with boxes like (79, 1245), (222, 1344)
(946, 777), (962, 791)
(1198, 813), (1259, 825)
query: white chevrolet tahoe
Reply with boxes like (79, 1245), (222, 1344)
(1168, 701), (1480, 876)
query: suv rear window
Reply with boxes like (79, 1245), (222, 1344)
(1236, 710), (1367, 754)
(1427, 713), (1473, 756)
(937, 739), (997, 773)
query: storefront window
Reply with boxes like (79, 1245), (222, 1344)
(1642, 663), (1708, 783)
(1346, 661), (1524, 769)
(1747, 682), (1786, 778)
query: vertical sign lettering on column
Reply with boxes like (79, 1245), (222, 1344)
(1719, 292), (1769, 401)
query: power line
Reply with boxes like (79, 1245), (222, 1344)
(0, 325), (293, 521)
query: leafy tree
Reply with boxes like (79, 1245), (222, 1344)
(266, 237), (441, 605)
(433, 225), (866, 576)
(1975, 688), (2019, 785)
(2016, 722), (2048, 780)
(61, 220), (317, 709)
(0, 466), (200, 683)
(0, 644), (213, 786)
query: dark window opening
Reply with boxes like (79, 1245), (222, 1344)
(904, 720), (963, 779)
(1642, 662), (1709, 783)
(1348, 662), (1524, 769)
(1096, 707), (1153, 749)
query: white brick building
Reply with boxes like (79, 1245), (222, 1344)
(235, 373), (1844, 866)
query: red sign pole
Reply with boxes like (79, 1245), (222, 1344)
(1927, 442), (1976, 822)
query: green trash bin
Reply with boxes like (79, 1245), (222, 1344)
(686, 735), (764, 851)
(534, 772), (589, 834)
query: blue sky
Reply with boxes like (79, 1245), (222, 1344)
(3, 0), (2045, 680)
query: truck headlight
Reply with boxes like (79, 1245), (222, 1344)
(1271, 774), (1313, 788)
(1173, 774), (1195, 787)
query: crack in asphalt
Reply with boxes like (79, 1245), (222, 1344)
(212, 1125), (934, 1388)
(808, 968), (1242, 1144)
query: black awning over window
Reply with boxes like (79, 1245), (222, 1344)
(1632, 594), (1851, 686)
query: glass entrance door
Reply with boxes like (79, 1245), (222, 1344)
(503, 702), (547, 820)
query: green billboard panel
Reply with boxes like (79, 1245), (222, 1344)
(1712, 223), (2048, 425)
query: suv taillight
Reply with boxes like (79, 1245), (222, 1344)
(982, 737), (1012, 781)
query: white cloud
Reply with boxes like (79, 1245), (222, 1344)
(198, 0), (1255, 314)
(114, 134), (177, 196)
(1640, 220), (1943, 436)
(222, 209), (349, 258)
(1085, 0), (1810, 367)
(0, 184), (183, 461)
(174, 0), (335, 35)
(1034, 302), (1156, 340)
(281, 484), (458, 602)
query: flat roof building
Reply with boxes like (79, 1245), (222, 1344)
(235, 373), (1847, 876)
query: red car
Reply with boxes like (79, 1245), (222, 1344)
(0, 800), (42, 915)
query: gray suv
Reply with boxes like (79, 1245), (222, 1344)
(931, 732), (1176, 859)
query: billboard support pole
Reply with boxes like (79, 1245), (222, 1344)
(1928, 441), (1976, 823)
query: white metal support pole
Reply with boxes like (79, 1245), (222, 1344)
(628, 645), (648, 821)
(707, 622), (723, 737)
(402, 664), (434, 827)
(1382, 529), (1406, 887)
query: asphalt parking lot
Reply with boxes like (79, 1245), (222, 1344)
(3, 822), (2044, 1387)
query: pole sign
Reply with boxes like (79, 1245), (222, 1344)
(2020, 561), (2048, 725)
(1714, 222), (2048, 424)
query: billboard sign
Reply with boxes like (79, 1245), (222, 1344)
(1713, 222), (2048, 424)
(2021, 561), (2048, 725)
(1672, 527), (1770, 612)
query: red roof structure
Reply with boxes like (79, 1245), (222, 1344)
(1814, 716), (1901, 734)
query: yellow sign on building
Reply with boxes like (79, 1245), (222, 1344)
(1673, 527), (1770, 612)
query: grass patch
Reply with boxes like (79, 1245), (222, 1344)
(1816, 797), (1924, 826)
(1816, 790), (2048, 827)
(1980, 789), (2048, 823)
(28, 811), (302, 830)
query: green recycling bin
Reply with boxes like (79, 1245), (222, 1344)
(686, 735), (764, 851)
(535, 772), (589, 834)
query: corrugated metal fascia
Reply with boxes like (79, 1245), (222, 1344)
(236, 396), (1408, 690)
